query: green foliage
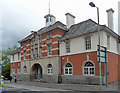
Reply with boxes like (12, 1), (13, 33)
(1, 63), (10, 78)
(0, 44), (18, 78)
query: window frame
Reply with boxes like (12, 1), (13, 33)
(47, 64), (53, 75)
(107, 35), (110, 50)
(12, 67), (15, 74)
(66, 40), (70, 53)
(64, 63), (73, 75)
(12, 55), (14, 61)
(17, 66), (21, 74)
(18, 53), (20, 61)
(24, 50), (26, 60)
(24, 66), (27, 74)
(83, 61), (95, 76)
(47, 44), (52, 56)
(85, 36), (91, 50)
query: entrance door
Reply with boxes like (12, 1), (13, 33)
(32, 63), (42, 79)
(40, 67), (42, 79)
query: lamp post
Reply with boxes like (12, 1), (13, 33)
(89, 2), (102, 89)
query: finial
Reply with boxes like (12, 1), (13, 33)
(49, 0), (50, 14)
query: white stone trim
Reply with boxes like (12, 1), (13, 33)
(42, 50), (47, 53)
(42, 38), (47, 41)
(26, 49), (31, 51)
(52, 35), (62, 38)
(42, 44), (47, 47)
(60, 50), (96, 56)
(52, 48), (59, 51)
(11, 60), (21, 63)
(26, 54), (31, 56)
(21, 46), (23, 48)
(26, 44), (30, 46)
(52, 41), (58, 44)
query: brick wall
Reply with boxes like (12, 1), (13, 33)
(61, 51), (119, 83)
(10, 62), (21, 74)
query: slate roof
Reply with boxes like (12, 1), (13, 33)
(37, 21), (67, 35)
(59, 19), (119, 41)
(18, 21), (67, 43)
(10, 47), (21, 55)
(18, 34), (33, 43)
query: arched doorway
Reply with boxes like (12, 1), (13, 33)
(32, 63), (42, 79)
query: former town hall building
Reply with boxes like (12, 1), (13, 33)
(10, 8), (119, 84)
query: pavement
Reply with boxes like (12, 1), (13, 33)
(2, 80), (120, 93)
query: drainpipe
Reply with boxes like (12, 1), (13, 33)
(58, 41), (62, 83)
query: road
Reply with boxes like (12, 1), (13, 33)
(1, 81), (119, 93)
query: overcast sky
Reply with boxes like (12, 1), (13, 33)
(0, 0), (119, 50)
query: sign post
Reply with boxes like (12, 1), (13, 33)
(97, 45), (108, 87)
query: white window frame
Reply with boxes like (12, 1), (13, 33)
(107, 35), (110, 50)
(18, 53), (20, 61)
(64, 63), (73, 75)
(12, 67), (15, 74)
(12, 55), (14, 61)
(47, 44), (52, 56)
(66, 40), (70, 53)
(85, 36), (91, 50)
(24, 50), (26, 60)
(83, 61), (95, 76)
(17, 66), (21, 74)
(47, 64), (53, 75)
(24, 66), (27, 74)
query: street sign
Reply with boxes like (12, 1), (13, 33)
(97, 45), (107, 62)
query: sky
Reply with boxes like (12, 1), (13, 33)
(0, 0), (119, 50)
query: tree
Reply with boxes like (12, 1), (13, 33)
(0, 45), (18, 78)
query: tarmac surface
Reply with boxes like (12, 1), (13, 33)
(1, 80), (120, 93)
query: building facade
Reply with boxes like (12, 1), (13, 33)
(59, 19), (119, 84)
(10, 11), (119, 84)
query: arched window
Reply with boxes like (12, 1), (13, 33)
(12, 67), (15, 74)
(64, 63), (72, 75)
(47, 64), (52, 75)
(24, 66), (27, 74)
(17, 66), (21, 74)
(83, 62), (94, 76)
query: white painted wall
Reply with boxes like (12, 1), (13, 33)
(60, 30), (118, 56)
(10, 53), (21, 63)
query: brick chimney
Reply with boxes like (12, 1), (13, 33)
(106, 8), (114, 31)
(65, 13), (75, 28)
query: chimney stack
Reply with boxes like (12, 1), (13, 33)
(106, 8), (114, 31)
(65, 13), (75, 28)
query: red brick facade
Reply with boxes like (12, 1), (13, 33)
(10, 62), (21, 74)
(61, 51), (119, 83)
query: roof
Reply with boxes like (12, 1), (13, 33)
(38, 21), (67, 35)
(18, 21), (67, 43)
(44, 14), (55, 18)
(59, 19), (119, 41)
(18, 34), (33, 43)
(10, 47), (21, 55)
